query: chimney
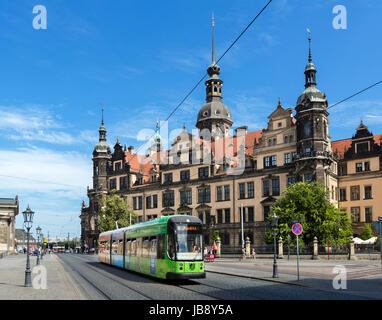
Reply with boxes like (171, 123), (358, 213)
(128, 146), (134, 154)
(235, 126), (248, 137)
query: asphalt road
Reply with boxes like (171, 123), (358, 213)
(57, 253), (373, 300)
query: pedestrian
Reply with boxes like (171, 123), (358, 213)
(251, 248), (256, 260)
(241, 247), (246, 261)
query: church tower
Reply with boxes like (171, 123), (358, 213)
(196, 15), (233, 139)
(294, 30), (335, 184)
(92, 106), (111, 192)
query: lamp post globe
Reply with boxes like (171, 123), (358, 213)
(23, 205), (34, 287)
(272, 212), (279, 278)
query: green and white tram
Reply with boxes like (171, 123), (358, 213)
(98, 215), (205, 280)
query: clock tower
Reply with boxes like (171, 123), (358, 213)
(294, 31), (335, 185)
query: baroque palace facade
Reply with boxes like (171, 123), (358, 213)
(80, 31), (382, 252)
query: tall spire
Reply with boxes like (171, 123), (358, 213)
(307, 28), (312, 63)
(207, 13), (220, 79)
(98, 103), (107, 142)
(304, 28), (317, 88)
(212, 12), (215, 64)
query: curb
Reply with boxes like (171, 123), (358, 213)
(205, 268), (309, 288)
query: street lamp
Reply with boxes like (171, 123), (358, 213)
(36, 226), (41, 265)
(271, 212), (279, 278)
(23, 205), (35, 287)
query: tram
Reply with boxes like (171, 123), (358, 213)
(98, 215), (205, 280)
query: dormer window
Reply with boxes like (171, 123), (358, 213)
(356, 142), (369, 153)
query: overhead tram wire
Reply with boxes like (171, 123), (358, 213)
(126, 0), (274, 162)
(327, 79), (382, 110)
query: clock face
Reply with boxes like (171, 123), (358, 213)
(304, 121), (312, 138)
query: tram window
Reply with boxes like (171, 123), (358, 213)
(167, 234), (176, 260)
(137, 238), (142, 257)
(126, 240), (131, 255)
(117, 240), (124, 255)
(157, 234), (165, 259)
(150, 238), (157, 258)
(131, 240), (137, 256)
(112, 240), (118, 254)
(142, 238), (149, 258)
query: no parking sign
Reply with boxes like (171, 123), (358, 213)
(292, 223), (303, 236)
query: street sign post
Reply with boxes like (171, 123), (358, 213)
(292, 223), (303, 281)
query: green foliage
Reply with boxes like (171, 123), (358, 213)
(98, 190), (136, 233)
(266, 182), (353, 246)
(212, 230), (220, 242)
(359, 223), (374, 240)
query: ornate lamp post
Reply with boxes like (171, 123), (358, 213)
(272, 212), (279, 278)
(23, 205), (35, 287)
(36, 226), (41, 265)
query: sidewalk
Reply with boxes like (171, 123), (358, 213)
(204, 257), (382, 299)
(0, 253), (84, 300)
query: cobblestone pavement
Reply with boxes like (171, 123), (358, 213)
(205, 258), (382, 299)
(0, 253), (84, 300)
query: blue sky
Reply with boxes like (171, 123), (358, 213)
(0, 0), (381, 240)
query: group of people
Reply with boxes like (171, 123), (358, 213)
(242, 247), (256, 260)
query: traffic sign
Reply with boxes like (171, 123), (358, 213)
(292, 223), (303, 236)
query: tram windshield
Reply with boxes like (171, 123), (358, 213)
(167, 224), (203, 261)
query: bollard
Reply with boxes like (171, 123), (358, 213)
(313, 236), (318, 260)
(216, 236), (221, 258)
(245, 237), (251, 257)
(278, 236), (284, 259)
(349, 236), (357, 260)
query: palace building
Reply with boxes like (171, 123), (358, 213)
(80, 27), (382, 252)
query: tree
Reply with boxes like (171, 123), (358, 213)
(98, 190), (136, 233)
(265, 182), (352, 246)
(359, 223), (374, 240)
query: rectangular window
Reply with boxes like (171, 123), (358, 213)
(146, 196), (151, 209)
(357, 142), (369, 153)
(217, 186), (223, 201)
(247, 207), (254, 222)
(164, 173), (173, 183)
(224, 209), (230, 224)
(224, 185), (230, 201)
(264, 156), (270, 168)
(163, 192), (174, 207)
(263, 206), (270, 221)
(198, 211), (203, 223)
(186, 190), (192, 205)
(356, 162), (363, 173)
(338, 164), (347, 176)
(287, 177), (296, 186)
(339, 188), (347, 202)
(284, 153), (291, 164)
(271, 155), (277, 166)
(180, 170), (190, 181)
(138, 196), (142, 210)
(239, 183), (246, 199)
(351, 207), (360, 223)
(364, 185), (372, 199)
(263, 180), (270, 197)
(272, 178), (280, 196)
(304, 174), (313, 183)
(350, 186), (360, 201)
(247, 182), (254, 198)
(365, 207), (373, 223)
(198, 167), (209, 178)
(180, 190), (192, 205)
(110, 178), (116, 190)
(205, 211), (211, 225)
(198, 188), (210, 203)
(364, 161), (370, 172)
(114, 162), (121, 171)
(217, 209), (223, 224)
(153, 195), (158, 208)
(292, 152), (297, 161)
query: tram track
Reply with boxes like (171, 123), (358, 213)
(58, 254), (231, 300)
(57, 254), (156, 300)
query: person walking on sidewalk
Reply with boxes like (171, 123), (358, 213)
(241, 247), (246, 261)
(251, 248), (256, 260)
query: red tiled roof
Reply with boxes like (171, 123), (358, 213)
(331, 133), (382, 159)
